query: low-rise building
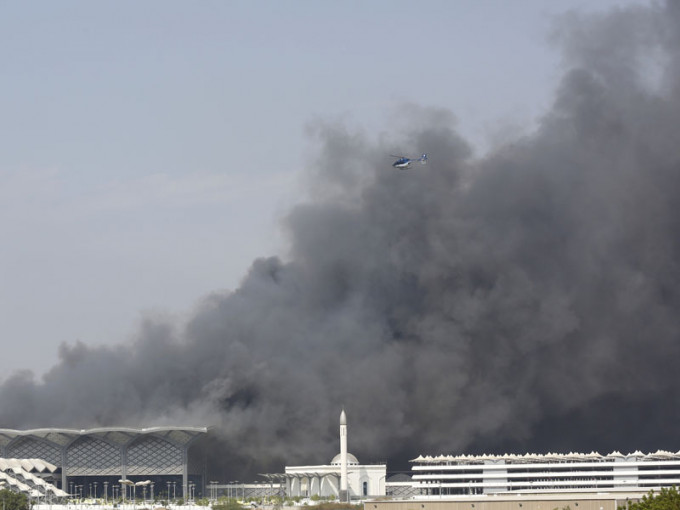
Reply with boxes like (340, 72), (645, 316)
(410, 450), (680, 496)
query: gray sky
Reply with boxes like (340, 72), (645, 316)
(0, 0), (645, 379)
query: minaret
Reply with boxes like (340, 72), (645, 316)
(340, 408), (348, 501)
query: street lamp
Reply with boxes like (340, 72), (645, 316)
(134, 481), (151, 503)
(210, 481), (219, 502)
(104, 481), (109, 504)
(119, 479), (134, 503)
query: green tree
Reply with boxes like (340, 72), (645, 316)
(0, 489), (29, 510)
(623, 487), (680, 510)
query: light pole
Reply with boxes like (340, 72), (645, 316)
(210, 481), (219, 502)
(119, 479), (134, 504)
(104, 481), (109, 504)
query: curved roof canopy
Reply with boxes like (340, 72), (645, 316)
(0, 427), (207, 448)
(0, 459), (58, 473)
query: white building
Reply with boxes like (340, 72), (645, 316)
(285, 451), (386, 499)
(410, 450), (680, 496)
(263, 410), (386, 500)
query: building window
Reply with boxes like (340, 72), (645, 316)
(363, 482), (368, 496)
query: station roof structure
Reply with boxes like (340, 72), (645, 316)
(0, 427), (208, 448)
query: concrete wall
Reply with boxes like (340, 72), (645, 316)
(367, 494), (645, 510)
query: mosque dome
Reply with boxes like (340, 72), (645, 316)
(331, 453), (359, 465)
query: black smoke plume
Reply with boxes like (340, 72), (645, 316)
(2, 2), (680, 480)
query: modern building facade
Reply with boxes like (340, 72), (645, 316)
(410, 450), (680, 495)
(0, 427), (207, 499)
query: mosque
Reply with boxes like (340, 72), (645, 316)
(262, 409), (387, 500)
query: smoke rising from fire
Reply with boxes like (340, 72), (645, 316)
(2, 2), (680, 478)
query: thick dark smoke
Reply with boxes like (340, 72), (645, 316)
(2, 2), (680, 480)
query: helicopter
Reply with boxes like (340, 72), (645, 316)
(391, 153), (428, 169)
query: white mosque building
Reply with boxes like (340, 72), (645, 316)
(262, 409), (386, 500)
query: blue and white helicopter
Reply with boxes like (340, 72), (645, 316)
(391, 153), (428, 169)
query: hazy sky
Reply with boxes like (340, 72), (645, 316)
(0, 0), (646, 379)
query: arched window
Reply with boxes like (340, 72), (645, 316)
(363, 481), (368, 496)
